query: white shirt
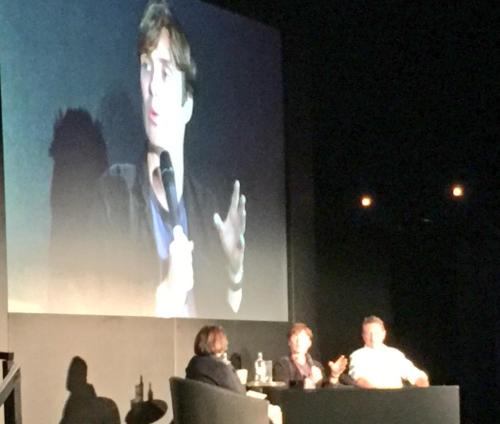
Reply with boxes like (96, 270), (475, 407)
(349, 344), (428, 389)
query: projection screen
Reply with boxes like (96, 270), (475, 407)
(0, 0), (287, 320)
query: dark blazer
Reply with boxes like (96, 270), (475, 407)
(185, 355), (246, 394)
(90, 159), (230, 317)
(273, 354), (326, 388)
(273, 355), (355, 388)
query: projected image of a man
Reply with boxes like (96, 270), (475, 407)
(93, 0), (246, 317)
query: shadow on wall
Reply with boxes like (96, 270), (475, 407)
(59, 356), (120, 424)
(48, 96), (144, 277)
(59, 356), (168, 424)
(97, 89), (144, 165)
(124, 376), (168, 424)
(49, 108), (109, 279)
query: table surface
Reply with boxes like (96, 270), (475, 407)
(246, 380), (287, 388)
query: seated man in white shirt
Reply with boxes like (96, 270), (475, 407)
(349, 315), (429, 389)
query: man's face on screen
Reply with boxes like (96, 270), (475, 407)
(288, 330), (312, 355)
(140, 28), (192, 153)
(362, 322), (386, 348)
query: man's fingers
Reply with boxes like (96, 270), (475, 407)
(229, 180), (240, 213)
(238, 194), (246, 215)
(237, 234), (245, 250)
(213, 213), (223, 232)
(171, 225), (193, 254)
(238, 194), (247, 232)
(173, 225), (185, 239)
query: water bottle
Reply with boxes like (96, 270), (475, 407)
(221, 352), (230, 365)
(254, 352), (265, 382)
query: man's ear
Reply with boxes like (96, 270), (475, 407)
(182, 94), (193, 124)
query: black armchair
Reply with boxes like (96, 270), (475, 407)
(170, 377), (268, 424)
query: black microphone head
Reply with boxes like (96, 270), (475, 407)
(160, 150), (173, 173)
(159, 150), (180, 226)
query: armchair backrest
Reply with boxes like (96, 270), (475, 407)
(170, 377), (268, 424)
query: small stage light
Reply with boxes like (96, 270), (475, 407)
(451, 184), (464, 199)
(360, 195), (373, 208)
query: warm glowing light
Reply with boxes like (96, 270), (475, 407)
(451, 185), (464, 198)
(360, 195), (373, 208)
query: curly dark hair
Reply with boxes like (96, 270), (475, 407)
(138, 0), (196, 100)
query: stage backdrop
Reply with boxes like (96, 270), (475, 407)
(0, 0), (287, 320)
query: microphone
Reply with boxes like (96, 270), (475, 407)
(159, 150), (180, 227)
